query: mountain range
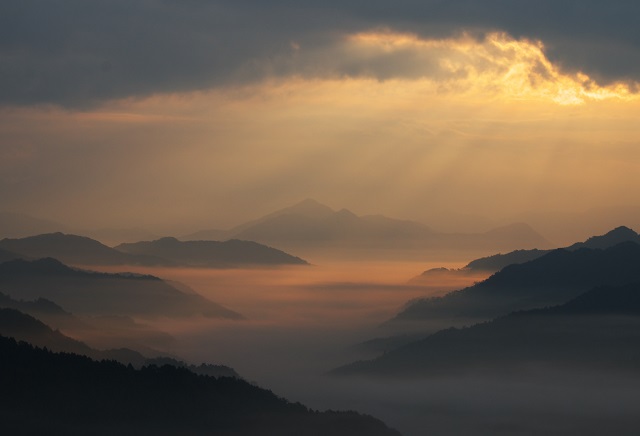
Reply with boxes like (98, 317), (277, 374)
(465, 225), (640, 272)
(393, 241), (640, 329)
(410, 226), (640, 287)
(332, 282), (640, 377)
(0, 307), (238, 377)
(182, 199), (553, 257)
(0, 335), (401, 436)
(0, 257), (241, 319)
(0, 232), (308, 268)
(116, 237), (308, 267)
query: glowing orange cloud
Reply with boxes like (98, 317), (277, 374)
(343, 30), (638, 105)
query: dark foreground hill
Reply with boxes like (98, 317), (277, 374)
(393, 242), (640, 327)
(333, 283), (640, 377)
(115, 237), (308, 267)
(0, 258), (241, 319)
(0, 336), (401, 436)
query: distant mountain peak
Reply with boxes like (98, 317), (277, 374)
(280, 198), (335, 218)
(568, 225), (640, 250)
(599, 226), (637, 240)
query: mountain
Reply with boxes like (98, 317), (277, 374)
(0, 247), (25, 263)
(0, 290), (175, 352)
(392, 242), (640, 327)
(0, 307), (95, 356)
(0, 308), (238, 376)
(566, 225), (640, 250)
(409, 226), (640, 285)
(0, 290), (81, 330)
(0, 258), (242, 319)
(184, 199), (551, 257)
(83, 227), (160, 246)
(464, 226), (640, 273)
(0, 232), (174, 267)
(0, 211), (68, 238)
(115, 237), (308, 267)
(332, 282), (640, 377)
(0, 336), (401, 436)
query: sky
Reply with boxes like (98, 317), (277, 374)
(1, 1), (640, 240)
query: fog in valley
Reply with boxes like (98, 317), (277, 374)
(83, 257), (640, 436)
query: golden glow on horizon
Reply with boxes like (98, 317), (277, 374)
(2, 29), (640, 239)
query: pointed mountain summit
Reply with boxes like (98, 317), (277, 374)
(567, 225), (640, 250)
(184, 199), (549, 258)
(262, 198), (336, 220)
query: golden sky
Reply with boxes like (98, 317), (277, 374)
(1, 30), (639, 242)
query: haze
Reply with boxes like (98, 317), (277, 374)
(3, 3), (640, 435)
(2, 3), (640, 245)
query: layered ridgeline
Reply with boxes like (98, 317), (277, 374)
(0, 289), (178, 352)
(0, 232), (308, 267)
(115, 237), (308, 267)
(0, 307), (238, 376)
(0, 233), (174, 266)
(0, 258), (241, 319)
(182, 199), (552, 256)
(414, 226), (640, 280)
(393, 241), (640, 329)
(0, 336), (401, 436)
(332, 282), (640, 377)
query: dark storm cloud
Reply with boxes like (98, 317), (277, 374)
(1, 0), (639, 107)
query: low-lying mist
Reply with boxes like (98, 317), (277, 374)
(83, 260), (640, 436)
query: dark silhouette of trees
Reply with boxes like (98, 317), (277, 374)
(0, 336), (400, 435)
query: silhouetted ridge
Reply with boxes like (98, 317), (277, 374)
(0, 247), (24, 263)
(0, 258), (242, 319)
(183, 199), (551, 257)
(0, 232), (174, 266)
(116, 237), (308, 267)
(0, 257), (160, 280)
(549, 282), (640, 316)
(394, 241), (640, 325)
(0, 336), (401, 435)
(334, 283), (640, 377)
(457, 226), (640, 273)
(567, 225), (640, 250)
(0, 307), (237, 372)
(0, 308), (93, 355)
(464, 249), (549, 272)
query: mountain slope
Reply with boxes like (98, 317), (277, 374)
(393, 242), (640, 326)
(0, 336), (401, 436)
(0, 233), (174, 266)
(333, 282), (640, 377)
(185, 199), (551, 256)
(0, 258), (242, 319)
(462, 226), (640, 273)
(0, 247), (25, 263)
(115, 237), (308, 267)
(0, 307), (238, 375)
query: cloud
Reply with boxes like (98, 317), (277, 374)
(1, 1), (640, 107)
